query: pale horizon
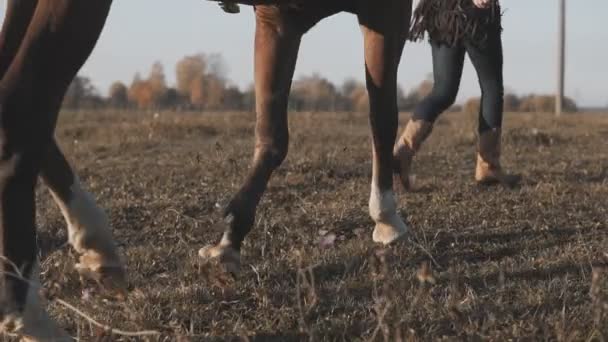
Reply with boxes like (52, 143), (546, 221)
(1, 0), (606, 107)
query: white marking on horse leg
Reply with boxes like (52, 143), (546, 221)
(369, 181), (409, 245)
(49, 176), (122, 273)
(218, 214), (235, 247)
(0, 263), (71, 341)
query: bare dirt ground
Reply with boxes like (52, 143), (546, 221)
(33, 110), (608, 341)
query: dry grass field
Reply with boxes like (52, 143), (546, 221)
(29, 110), (608, 341)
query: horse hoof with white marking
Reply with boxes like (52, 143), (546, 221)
(198, 244), (241, 276)
(372, 219), (410, 245)
(49, 177), (128, 298)
(369, 185), (410, 246)
(75, 253), (128, 299)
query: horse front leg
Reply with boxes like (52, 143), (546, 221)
(0, 0), (113, 339)
(199, 6), (302, 275)
(0, 0), (125, 296)
(41, 141), (126, 293)
(358, 0), (412, 244)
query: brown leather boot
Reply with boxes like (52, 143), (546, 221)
(475, 128), (521, 187)
(393, 119), (433, 190)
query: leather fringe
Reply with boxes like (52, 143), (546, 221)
(410, 0), (502, 47)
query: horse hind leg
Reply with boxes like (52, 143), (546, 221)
(199, 6), (302, 275)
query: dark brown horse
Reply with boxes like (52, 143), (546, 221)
(0, 0), (412, 339)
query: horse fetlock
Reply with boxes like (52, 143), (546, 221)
(369, 187), (398, 223)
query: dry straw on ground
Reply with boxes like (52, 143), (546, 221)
(16, 110), (607, 340)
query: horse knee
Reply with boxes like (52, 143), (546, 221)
(254, 138), (288, 169)
(254, 93), (290, 168)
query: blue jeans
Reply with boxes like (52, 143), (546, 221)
(413, 31), (504, 133)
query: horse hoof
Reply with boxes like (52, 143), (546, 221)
(198, 245), (241, 276)
(4, 294), (72, 341)
(19, 325), (72, 342)
(15, 323), (72, 342)
(76, 252), (127, 300)
(372, 218), (409, 245)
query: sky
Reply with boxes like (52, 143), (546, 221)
(1, 0), (607, 107)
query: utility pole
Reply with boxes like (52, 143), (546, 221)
(556, 0), (566, 116)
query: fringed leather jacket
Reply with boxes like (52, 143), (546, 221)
(410, 0), (502, 47)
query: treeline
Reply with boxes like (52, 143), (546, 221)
(64, 53), (578, 113)
(462, 93), (578, 114)
(63, 53), (431, 112)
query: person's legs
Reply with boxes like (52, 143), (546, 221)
(465, 32), (521, 187)
(393, 41), (466, 190)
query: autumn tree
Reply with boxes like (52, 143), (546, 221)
(503, 93), (521, 112)
(461, 97), (481, 115)
(462, 93), (578, 114)
(163, 88), (180, 109)
(399, 76), (434, 111)
(223, 85), (245, 111)
(63, 76), (103, 109)
(176, 54), (207, 97)
(519, 94), (577, 113)
(176, 53), (229, 109)
(240, 84), (256, 112)
(290, 73), (341, 111)
(128, 73), (152, 109)
(108, 81), (129, 108)
(340, 79), (368, 112)
(128, 62), (169, 109)
(148, 62), (167, 97)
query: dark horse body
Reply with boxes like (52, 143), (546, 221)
(0, 0), (412, 339)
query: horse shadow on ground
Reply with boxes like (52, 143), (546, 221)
(261, 224), (589, 294)
(565, 166), (608, 184)
(431, 227), (580, 268)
